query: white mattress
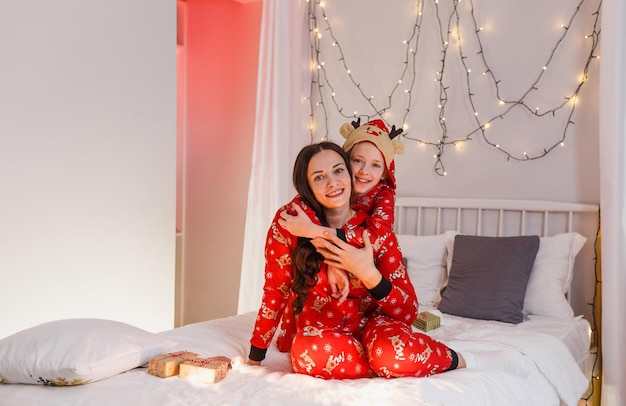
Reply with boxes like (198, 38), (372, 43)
(420, 308), (592, 378)
(526, 314), (592, 377)
(0, 311), (591, 406)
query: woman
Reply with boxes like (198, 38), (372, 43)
(248, 142), (465, 379)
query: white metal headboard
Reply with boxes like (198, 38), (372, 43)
(393, 197), (600, 322)
(394, 197), (598, 237)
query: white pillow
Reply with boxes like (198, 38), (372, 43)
(397, 233), (448, 308)
(523, 233), (587, 319)
(0, 318), (176, 385)
(444, 230), (460, 273)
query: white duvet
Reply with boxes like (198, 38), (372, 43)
(0, 311), (589, 406)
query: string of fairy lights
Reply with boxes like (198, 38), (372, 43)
(307, 0), (423, 134)
(580, 221), (601, 405)
(306, 0), (602, 176)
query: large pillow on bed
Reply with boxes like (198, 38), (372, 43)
(439, 234), (540, 324)
(523, 232), (587, 319)
(397, 233), (448, 308)
(0, 318), (176, 386)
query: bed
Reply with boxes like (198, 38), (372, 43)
(0, 197), (600, 406)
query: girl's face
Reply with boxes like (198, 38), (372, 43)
(307, 149), (352, 210)
(349, 142), (386, 196)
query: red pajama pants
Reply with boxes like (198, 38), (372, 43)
(290, 314), (456, 379)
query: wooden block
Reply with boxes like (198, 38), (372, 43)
(147, 351), (200, 378)
(179, 357), (230, 384)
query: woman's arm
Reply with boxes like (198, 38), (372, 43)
(280, 202), (351, 303)
(311, 230), (418, 324)
(311, 230), (382, 289)
(248, 208), (297, 364)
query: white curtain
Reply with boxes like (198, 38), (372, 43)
(238, 0), (310, 315)
(599, 1), (626, 405)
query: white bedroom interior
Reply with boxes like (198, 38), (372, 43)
(0, 0), (623, 404)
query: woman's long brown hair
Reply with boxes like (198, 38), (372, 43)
(290, 142), (353, 315)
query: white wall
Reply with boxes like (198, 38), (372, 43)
(304, 0), (601, 323)
(0, 0), (176, 338)
(308, 0), (600, 206)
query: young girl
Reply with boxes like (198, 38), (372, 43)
(248, 142), (464, 378)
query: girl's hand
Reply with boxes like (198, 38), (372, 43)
(278, 204), (320, 239)
(327, 266), (350, 304)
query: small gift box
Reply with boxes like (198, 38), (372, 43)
(148, 351), (200, 378)
(179, 357), (231, 384)
(412, 311), (441, 332)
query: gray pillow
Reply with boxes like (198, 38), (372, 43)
(438, 234), (540, 324)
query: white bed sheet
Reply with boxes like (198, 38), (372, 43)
(419, 308), (592, 375)
(0, 311), (590, 406)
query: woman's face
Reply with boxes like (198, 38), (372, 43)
(349, 142), (386, 196)
(307, 149), (352, 210)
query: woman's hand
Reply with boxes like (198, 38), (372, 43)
(247, 359), (261, 366)
(311, 230), (382, 290)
